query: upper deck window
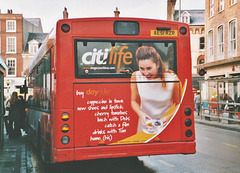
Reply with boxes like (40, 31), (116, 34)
(75, 40), (177, 78)
(114, 21), (139, 35)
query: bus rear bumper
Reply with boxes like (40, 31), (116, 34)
(53, 141), (196, 162)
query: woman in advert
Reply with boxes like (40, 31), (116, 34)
(131, 46), (182, 133)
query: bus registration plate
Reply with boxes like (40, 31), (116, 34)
(151, 30), (178, 37)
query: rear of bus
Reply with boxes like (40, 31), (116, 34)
(53, 17), (195, 163)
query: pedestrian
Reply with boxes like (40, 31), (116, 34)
(194, 91), (201, 116)
(3, 96), (10, 135)
(18, 95), (27, 132)
(6, 92), (22, 138)
(223, 93), (235, 118)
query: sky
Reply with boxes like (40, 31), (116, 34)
(0, 0), (205, 32)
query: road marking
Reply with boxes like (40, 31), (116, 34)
(202, 137), (212, 141)
(222, 143), (238, 148)
(159, 160), (176, 167)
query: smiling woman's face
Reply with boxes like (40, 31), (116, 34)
(138, 57), (159, 79)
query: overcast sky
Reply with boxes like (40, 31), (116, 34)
(0, 0), (205, 32)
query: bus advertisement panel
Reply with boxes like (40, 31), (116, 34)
(74, 40), (184, 147)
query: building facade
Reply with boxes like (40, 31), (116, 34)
(174, 9), (205, 89)
(195, 0), (240, 122)
(0, 9), (43, 98)
(22, 32), (48, 71)
(198, 0), (240, 79)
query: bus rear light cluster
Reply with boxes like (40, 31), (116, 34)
(61, 136), (70, 145)
(184, 108), (193, 138)
(61, 112), (70, 144)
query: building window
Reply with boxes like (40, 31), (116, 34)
(217, 25), (224, 60)
(6, 20), (16, 32)
(210, 0), (214, 17)
(218, 0), (224, 12)
(181, 16), (189, 23)
(230, 0), (236, 5)
(0, 37), (1, 54)
(181, 11), (190, 24)
(7, 58), (16, 76)
(29, 45), (38, 54)
(229, 19), (237, 58)
(208, 30), (214, 62)
(6, 37), (16, 53)
(200, 37), (205, 49)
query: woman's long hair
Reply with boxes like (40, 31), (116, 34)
(9, 92), (18, 105)
(135, 46), (167, 80)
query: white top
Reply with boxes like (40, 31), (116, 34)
(136, 71), (177, 120)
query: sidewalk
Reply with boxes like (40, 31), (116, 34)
(194, 111), (240, 132)
(0, 131), (33, 173)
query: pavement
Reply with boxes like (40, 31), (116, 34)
(0, 112), (239, 173)
(0, 131), (33, 173)
(194, 112), (240, 132)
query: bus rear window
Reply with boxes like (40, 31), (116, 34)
(75, 40), (177, 78)
(114, 21), (139, 35)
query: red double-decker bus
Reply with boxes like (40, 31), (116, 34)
(25, 17), (195, 163)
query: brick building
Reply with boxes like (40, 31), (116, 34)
(0, 9), (43, 97)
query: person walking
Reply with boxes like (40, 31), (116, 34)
(6, 92), (22, 138)
(18, 95), (27, 132)
(194, 91), (201, 116)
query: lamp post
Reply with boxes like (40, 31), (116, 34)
(179, 0), (181, 22)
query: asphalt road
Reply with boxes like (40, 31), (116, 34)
(32, 123), (240, 173)
(139, 123), (240, 173)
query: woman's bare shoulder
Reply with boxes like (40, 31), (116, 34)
(131, 71), (138, 81)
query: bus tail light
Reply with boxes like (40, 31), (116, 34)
(184, 108), (192, 116)
(61, 24), (70, 33)
(61, 113), (69, 121)
(179, 27), (187, 35)
(185, 119), (192, 127)
(61, 125), (70, 133)
(61, 136), (70, 145)
(185, 130), (193, 138)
